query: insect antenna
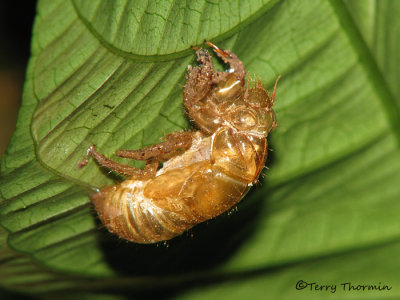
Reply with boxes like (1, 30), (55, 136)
(271, 75), (281, 102)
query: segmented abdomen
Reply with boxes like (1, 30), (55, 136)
(91, 129), (266, 243)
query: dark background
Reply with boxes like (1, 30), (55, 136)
(0, 3), (36, 295)
(0, 2), (36, 156)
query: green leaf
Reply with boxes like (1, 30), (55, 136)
(1, 0), (399, 298)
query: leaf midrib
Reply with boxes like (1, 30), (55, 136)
(71, 0), (281, 62)
(330, 0), (400, 146)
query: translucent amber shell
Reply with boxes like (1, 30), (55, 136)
(84, 43), (279, 243)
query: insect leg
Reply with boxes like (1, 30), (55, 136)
(183, 48), (217, 135)
(206, 41), (246, 83)
(116, 131), (193, 162)
(183, 48), (214, 104)
(80, 145), (158, 178)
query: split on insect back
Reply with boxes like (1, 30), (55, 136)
(79, 41), (280, 244)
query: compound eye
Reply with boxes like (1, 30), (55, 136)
(254, 110), (276, 135)
(230, 108), (257, 130)
(246, 87), (271, 108)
